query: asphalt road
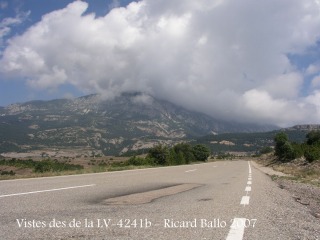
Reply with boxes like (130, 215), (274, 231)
(0, 160), (319, 240)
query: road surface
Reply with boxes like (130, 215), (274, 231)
(0, 160), (319, 239)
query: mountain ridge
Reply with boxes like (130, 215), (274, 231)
(0, 92), (277, 155)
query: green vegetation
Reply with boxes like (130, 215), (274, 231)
(112, 143), (211, 168)
(196, 130), (309, 155)
(259, 146), (273, 154)
(0, 170), (15, 176)
(0, 158), (83, 173)
(274, 131), (320, 163)
(216, 152), (235, 160)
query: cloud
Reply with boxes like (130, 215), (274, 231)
(1, 0), (320, 126)
(108, 0), (121, 10)
(306, 62), (320, 76)
(131, 93), (153, 105)
(312, 75), (320, 88)
(0, 10), (30, 50)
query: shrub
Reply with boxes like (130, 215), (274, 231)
(1, 170), (15, 176)
(192, 144), (210, 161)
(127, 156), (150, 166)
(305, 145), (320, 163)
(259, 146), (273, 154)
(147, 145), (168, 165)
(173, 143), (195, 164)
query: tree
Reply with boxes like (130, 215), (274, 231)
(306, 130), (320, 145)
(192, 144), (210, 161)
(274, 132), (295, 162)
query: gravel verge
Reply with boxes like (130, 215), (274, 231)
(253, 160), (320, 219)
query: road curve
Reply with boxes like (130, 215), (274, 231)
(0, 160), (319, 240)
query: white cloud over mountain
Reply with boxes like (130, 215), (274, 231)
(1, 0), (320, 126)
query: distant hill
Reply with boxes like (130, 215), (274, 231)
(196, 125), (320, 155)
(284, 124), (320, 131)
(0, 92), (277, 156)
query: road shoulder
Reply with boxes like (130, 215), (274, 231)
(252, 160), (320, 219)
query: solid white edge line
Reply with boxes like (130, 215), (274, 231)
(0, 184), (96, 198)
(226, 218), (246, 240)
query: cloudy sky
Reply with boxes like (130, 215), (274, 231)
(1, 0), (320, 127)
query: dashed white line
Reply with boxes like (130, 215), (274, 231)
(185, 169), (197, 173)
(226, 218), (246, 240)
(247, 181), (252, 185)
(240, 196), (250, 205)
(0, 184), (96, 198)
(245, 186), (251, 192)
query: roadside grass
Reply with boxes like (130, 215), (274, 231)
(272, 165), (320, 186)
(258, 156), (320, 187)
(0, 158), (213, 181)
(0, 156), (173, 180)
(0, 164), (166, 180)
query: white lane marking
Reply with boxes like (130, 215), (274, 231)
(248, 161), (252, 174)
(226, 218), (246, 240)
(248, 177), (252, 181)
(185, 169), (197, 173)
(247, 181), (252, 185)
(245, 186), (251, 192)
(240, 196), (250, 205)
(0, 184), (96, 198)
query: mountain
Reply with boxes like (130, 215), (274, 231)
(0, 92), (277, 156)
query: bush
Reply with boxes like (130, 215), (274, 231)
(0, 170), (15, 176)
(173, 143), (195, 164)
(34, 159), (83, 173)
(127, 156), (150, 166)
(147, 145), (168, 165)
(259, 146), (273, 154)
(292, 142), (304, 158)
(305, 145), (320, 163)
(192, 144), (210, 161)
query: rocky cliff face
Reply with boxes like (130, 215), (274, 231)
(0, 92), (276, 155)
